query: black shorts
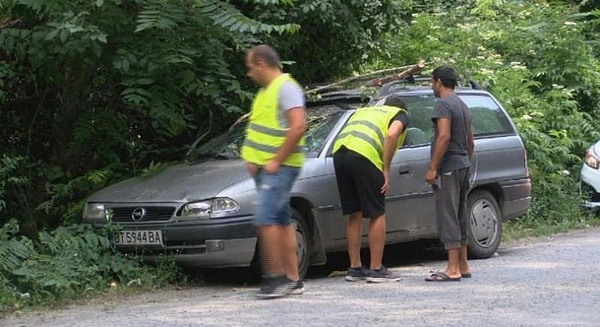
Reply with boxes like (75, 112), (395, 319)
(333, 147), (384, 219)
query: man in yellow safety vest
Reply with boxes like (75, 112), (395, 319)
(241, 44), (306, 298)
(332, 96), (409, 283)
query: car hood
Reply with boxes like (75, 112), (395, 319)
(88, 160), (250, 203)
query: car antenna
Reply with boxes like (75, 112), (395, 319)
(469, 80), (483, 90)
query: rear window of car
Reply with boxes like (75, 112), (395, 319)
(399, 93), (515, 146)
(459, 94), (515, 137)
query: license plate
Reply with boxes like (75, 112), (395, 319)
(114, 230), (163, 246)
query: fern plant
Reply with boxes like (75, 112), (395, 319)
(196, 0), (299, 34)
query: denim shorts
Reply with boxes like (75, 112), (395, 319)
(253, 166), (300, 226)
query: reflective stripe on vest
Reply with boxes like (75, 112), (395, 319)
(240, 74), (305, 167)
(336, 120), (385, 155)
(333, 105), (406, 170)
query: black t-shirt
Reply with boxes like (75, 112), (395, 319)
(390, 111), (410, 133)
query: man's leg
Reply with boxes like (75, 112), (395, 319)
(459, 244), (471, 276)
(256, 224), (296, 298)
(254, 167), (299, 298)
(347, 211), (363, 268)
(365, 213), (400, 282)
(458, 168), (471, 277)
(429, 170), (462, 280)
(368, 214), (385, 270)
(257, 225), (284, 277)
(445, 247), (461, 278)
(282, 223), (299, 281)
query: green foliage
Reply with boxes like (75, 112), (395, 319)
(0, 0), (283, 231)
(139, 160), (173, 179)
(0, 155), (29, 216)
(240, 0), (412, 82)
(197, 0), (299, 34)
(0, 220), (181, 314)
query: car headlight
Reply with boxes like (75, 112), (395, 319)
(180, 198), (239, 219)
(83, 203), (107, 221)
(585, 150), (599, 169)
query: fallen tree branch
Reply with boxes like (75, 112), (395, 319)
(306, 62), (427, 95)
(365, 61), (426, 87)
(306, 64), (420, 95)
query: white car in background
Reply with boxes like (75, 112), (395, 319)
(581, 140), (600, 210)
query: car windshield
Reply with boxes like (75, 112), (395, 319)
(187, 103), (351, 162)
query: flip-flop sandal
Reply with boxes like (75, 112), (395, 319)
(461, 273), (472, 278)
(425, 271), (461, 282)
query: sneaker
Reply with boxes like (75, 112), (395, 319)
(256, 276), (294, 299)
(289, 279), (305, 295)
(345, 266), (369, 282)
(366, 266), (401, 283)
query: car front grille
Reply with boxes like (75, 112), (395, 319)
(110, 206), (175, 222)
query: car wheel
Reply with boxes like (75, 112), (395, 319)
(467, 190), (502, 259)
(292, 209), (311, 280)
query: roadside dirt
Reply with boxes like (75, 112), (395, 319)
(3, 227), (600, 327)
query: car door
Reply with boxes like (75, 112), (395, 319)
(394, 95), (438, 235)
(383, 144), (423, 242)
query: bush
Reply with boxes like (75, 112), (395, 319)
(0, 220), (181, 314)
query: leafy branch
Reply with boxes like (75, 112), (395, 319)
(196, 0), (299, 34)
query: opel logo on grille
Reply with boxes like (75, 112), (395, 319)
(131, 207), (146, 221)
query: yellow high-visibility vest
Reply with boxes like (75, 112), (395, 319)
(241, 74), (305, 167)
(333, 105), (406, 170)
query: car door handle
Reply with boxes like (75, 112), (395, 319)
(398, 167), (411, 176)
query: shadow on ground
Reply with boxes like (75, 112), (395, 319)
(183, 239), (447, 286)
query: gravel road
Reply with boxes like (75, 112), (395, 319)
(3, 227), (600, 327)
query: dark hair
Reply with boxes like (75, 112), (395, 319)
(248, 44), (280, 68)
(432, 66), (458, 89)
(384, 95), (407, 110)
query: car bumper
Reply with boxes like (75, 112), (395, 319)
(102, 216), (258, 268)
(499, 177), (532, 220)
(581, 163), (600, 208)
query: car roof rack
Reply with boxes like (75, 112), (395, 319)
(374, 75), (431, 100)
(374, 74), (485, 100)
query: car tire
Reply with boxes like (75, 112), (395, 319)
(467, 190), (502, 259)
(292, 208), (311, 280)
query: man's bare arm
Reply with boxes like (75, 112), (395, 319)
(382, 120), (405, 173)
(426, 117), (451, 184)
(272, 107), (306, 164)
(381, 120), (404, 193)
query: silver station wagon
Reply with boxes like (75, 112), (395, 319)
(83, 80), (531, 278)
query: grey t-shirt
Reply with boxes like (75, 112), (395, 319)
(431, 93), (472, 173)
(277, 81), (305, 127)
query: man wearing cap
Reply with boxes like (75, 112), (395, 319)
(425, 66), (474, 282)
